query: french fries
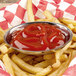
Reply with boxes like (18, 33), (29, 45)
(0, 0), (76, 76)
(35, 66), (52, 76)
(59, 18), (76, 26)
(52, 41), (72, 68)
(0, 54), (3, 59)
(27, 0), (34, 22)
(10, 59), (28, 76)
(43, 10), (60, 23)
(59, 41), (72, 55)
(28, 74), (35, 76)
(23, 55), (34, 62)
(48, 52), (72, 76)
(69, 42), (76, 48)
(52, 50), (61, 68)
(2, 54), (15, 76)
(67, 24), (74, 30)
(34, 56), (43, 62)
(36, 19), (53, 22)
(35, 59), (55, 68)
(43, 53), (54, 60)
(73, 26), (76, 32)
(0, 28), (5, 44)
(7, 47), (15, 54)
(60, 54), (68, 62)
(43, 10), (54, 20)
(72, 33), (76, 41)
(34, 60), (51, 68)
(48, 61), (69, 76)
(12, 54), (43, 74)
(0, 44), (8, 54)
(17, 53), (27, 58)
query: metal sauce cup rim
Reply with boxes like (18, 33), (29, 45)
(4, 22), (73, 55)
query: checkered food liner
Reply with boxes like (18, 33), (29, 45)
(0, 60), (11, 76)
(0, 0), (76, 76)
(0, 0), (76, 30)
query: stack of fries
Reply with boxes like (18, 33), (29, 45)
(0, 0), (76, 76)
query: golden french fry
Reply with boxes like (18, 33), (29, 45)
(0, 28), (5, 43)
(23, 56), (34, 62)
(54, 18), (60, 23)
(35, 60), (49, 68)
(69, 42), (76, 48)
(2, 54), (15, 76)
(52, 60), (61, 68)
(59, 18), (76, 26)
(52, 50), (61, 68)
(8, 48), (15, 54)
(67, 24), (74, 30)
(43, 10), (55, 20)
(60, 54), (68, 62)
(28, 74), (35, 76)
(43, 53), (54, 60)
(36, 66), (52, 76)
(0, 44), (8, 54)
(1, 43), (9, 48)
(0, 54), (3, 59)
(12, 54), (43, 74)
(36, 19), (54, 22)
(52, 41), (72, 68)
(17, 53), (27, 58)
(73, 26), (76, 32)
(43, 10), (60, 23)
(48, 52), (72, 76)
(48, 61), (68, 76)
(72, 33), (76, 41)
(34, 56), (43, 62)
(35, 59), (55, 68)
(57, 52), (73, 76)
(60, 41), (72, 55)
(71, 49), (76, 57)
(10, 59), (28, 76)
(27, 0), (34, 22)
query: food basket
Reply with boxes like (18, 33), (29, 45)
(0, 0), (76, 76)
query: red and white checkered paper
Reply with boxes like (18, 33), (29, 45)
(0, 0), (76, 76)
(0, 60), (11, 76)
(0, 0), (76, 30)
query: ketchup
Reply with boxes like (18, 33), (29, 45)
(10, 23), (69, 51)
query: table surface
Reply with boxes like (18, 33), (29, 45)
(0, 0), (19, 9)
(0, 0), (19, 3)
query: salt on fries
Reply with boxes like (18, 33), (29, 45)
(0, 0), (76, 76)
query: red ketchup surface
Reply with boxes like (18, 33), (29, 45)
(10, 23), (69, 51)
